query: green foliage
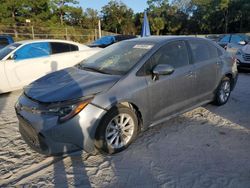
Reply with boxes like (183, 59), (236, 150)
(0, 0), (249, 36)
(82, 8), (99, 29)
(101, 1), (135, 34)
(151, 18), (164, 35)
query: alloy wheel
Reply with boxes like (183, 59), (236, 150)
(219, 80), (231, 103)
(105, 113), (135, 149)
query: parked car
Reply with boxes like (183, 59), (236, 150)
(217, 34), (250, 55)
(0, 35), (14, 49)
(0, 39), (101, 93)
(16, 36), (238, 156)
(235, 44), (250, 69)
(89, 35), (137, 48)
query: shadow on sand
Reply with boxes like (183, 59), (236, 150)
(50, 111), (250, 187)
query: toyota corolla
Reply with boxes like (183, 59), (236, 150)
(15, 36), (238, 155)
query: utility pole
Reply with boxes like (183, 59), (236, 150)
(31, 26), (34, 39)
(65, 27), (68, 40)
(98, 20), (102, 39)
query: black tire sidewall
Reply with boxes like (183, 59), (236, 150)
(95, 105), (138, 154)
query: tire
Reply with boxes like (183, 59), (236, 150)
(213, 77), (231, 106)
(95, 105), (139, 154)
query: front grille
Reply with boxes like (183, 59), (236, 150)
(242, 53), (250, 61)
(17, 114), (47, 151)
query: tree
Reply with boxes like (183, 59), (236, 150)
(151, 17), (164, 35)
(64, 6), (83, 26)
(0, 0), (27, 25)
(23, 0), (51, 26)
(50, 0), (79, 25)
(82, 8), (99, 29)
(101, 1), (135, 34)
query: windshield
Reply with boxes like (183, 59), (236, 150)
(0, 43), (21, 60)
(92, 36), (115, 45)
(78, 41), (154, 75)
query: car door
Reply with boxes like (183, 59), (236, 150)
(142, 40), (196, 123)
(4, 42), (52, 89)
(48, 42), (84, 71)
(188, 39), (220, 102)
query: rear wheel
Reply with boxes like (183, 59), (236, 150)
(95, 105), (138, 154)
(213, 77), (231, 106)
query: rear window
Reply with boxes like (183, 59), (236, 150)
(50, 42), (79, 54)
(189, 39), (219, 63)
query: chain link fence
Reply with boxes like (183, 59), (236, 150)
(0, 25), (249, 44)
(0, 25), (116, 44)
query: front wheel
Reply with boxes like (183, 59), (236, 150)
(95, 105), (139, 154)
(213, 77), (231, 106)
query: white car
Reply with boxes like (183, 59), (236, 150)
(0, 39), (101, 93)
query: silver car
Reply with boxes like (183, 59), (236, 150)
(15, 36), (238, 155)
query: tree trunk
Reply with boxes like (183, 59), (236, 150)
(60, 11), (64, 25)
(157, 29), (160, 35)
(239, 11), (243, 33)
(224, 9), (228, 33)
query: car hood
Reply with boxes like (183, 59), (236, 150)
(24, 67), (120, 103)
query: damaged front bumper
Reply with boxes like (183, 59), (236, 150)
(15, 94), (106, 156)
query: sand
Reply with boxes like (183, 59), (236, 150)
(0, 73), (250, 188)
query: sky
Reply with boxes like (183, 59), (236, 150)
(79, 0), (148, 13)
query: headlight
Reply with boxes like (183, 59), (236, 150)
(48, 99), (92, 123)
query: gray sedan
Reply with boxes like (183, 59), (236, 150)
(15, 36), (238, 155)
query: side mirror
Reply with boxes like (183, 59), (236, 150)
(238, 41), (246, 45)
(152, 64), (174, 81)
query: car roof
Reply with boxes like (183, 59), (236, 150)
(15, 39), (85, 46)
(127, 36), (204, 44)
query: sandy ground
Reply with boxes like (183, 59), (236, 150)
(0, 73), (250, 188)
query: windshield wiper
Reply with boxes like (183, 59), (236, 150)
(81, 66), (109, 74)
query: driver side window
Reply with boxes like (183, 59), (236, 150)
(138, 41), (189, 75)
